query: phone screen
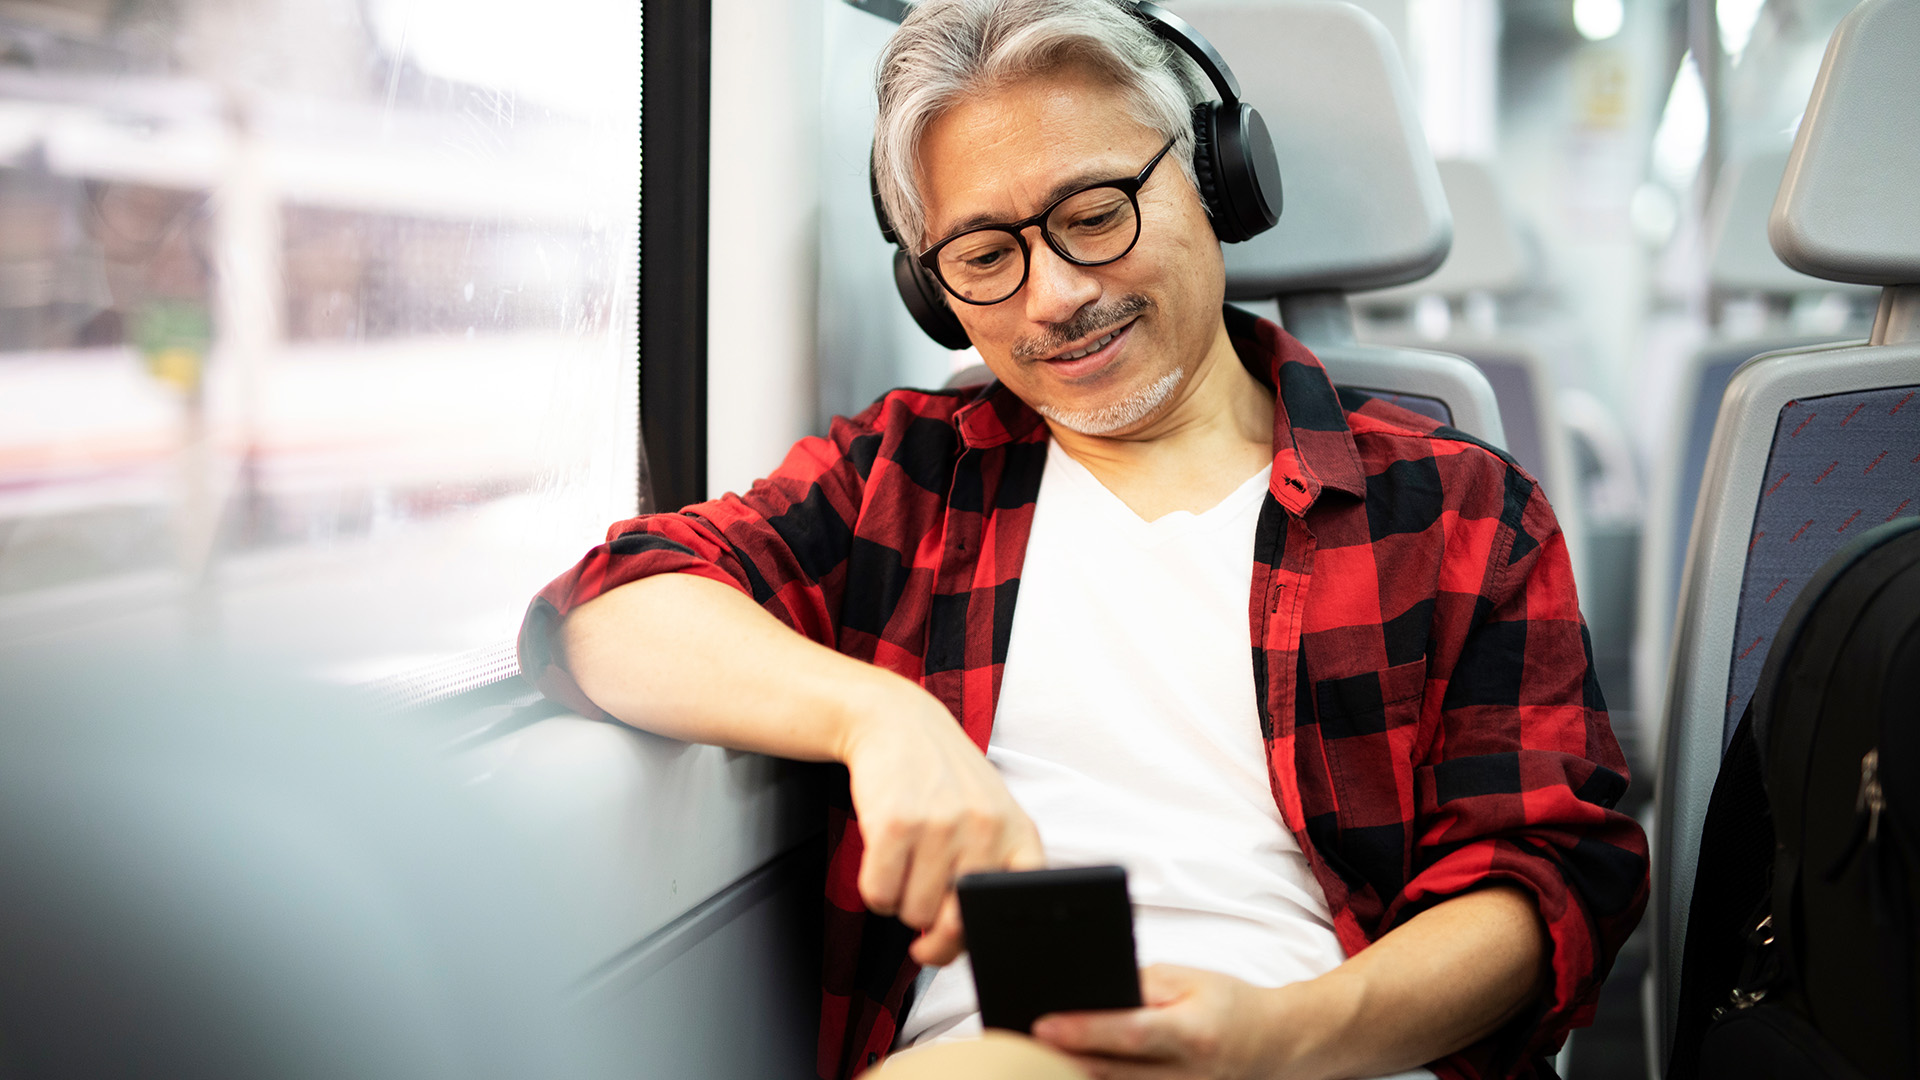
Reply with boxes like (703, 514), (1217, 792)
(956, 865), (1142, 1033)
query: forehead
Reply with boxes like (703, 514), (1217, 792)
(917, 67), (1165, 241)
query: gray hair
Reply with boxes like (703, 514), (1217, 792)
(873, 0), (1206, 252)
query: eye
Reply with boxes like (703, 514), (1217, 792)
(942, 233), (1020, 275)
(963, 247), (1010, 270)
(1069, 207), (1121, 231)
(1052, 189), (1131, 237)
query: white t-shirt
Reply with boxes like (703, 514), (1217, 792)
(900, 437), (1351, 1045)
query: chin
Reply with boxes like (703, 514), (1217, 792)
(1033, 367), (1185, 436)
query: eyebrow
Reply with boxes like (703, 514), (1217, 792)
(928, 166), (1125, 247)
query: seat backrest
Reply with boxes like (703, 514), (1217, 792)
(1175, 1), (1507, 448)
(1193, 2), (1449, 298)
(1630, 146), (1878, 757)
(1649, 1), (1920, 1071)
(1706, 151), (1848, 298)
(1649, 342), (1849, 637)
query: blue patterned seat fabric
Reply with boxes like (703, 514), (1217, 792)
(1722, 383), (1920, 747)
(1673, 338), (1859, 623)
(1672, 355), (1745, 620)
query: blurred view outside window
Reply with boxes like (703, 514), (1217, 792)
(0, 0), (640, 693)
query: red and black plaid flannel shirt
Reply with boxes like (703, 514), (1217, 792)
(519, 308), (1649, 1079)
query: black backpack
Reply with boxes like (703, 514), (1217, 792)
(1670, 516), (1920, 1080)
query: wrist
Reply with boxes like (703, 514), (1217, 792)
(825, 666), (924, 765)
(1258, 970), (1367, 1080)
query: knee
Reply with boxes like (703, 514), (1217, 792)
(862, 1031), (1090, 1080)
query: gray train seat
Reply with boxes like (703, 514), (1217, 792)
(1180, 1), (1506, 448)
(1630, 148), (1874, 744)
(1648, 1), (1920, 1073)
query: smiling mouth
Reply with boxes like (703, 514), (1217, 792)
(1041, 318), (1135, 362)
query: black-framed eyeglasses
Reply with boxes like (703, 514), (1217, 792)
(918, 136), (1177, 306)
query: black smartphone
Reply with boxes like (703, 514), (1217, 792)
(955, 864), (1142, 1033)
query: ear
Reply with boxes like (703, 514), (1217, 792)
(892, 249), (973, 350)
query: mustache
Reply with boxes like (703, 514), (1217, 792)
(1010, 295), (1152, 361)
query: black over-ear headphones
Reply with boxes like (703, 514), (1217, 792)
(870, 0), (1283, 349)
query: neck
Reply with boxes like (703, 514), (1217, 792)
(1045, 319), (1277, 520)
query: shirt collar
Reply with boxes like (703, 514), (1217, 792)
(1224, 305), (1368, 516)
(951, 306), (1367, 515)
(953, 379), (1048, 448)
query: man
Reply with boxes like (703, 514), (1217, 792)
(519, 2), (1647, 1077)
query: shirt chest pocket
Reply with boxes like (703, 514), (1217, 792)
(1311, 658), (1427, 740)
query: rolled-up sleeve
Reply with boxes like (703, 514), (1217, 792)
(516, 401), (885, 721)
(1396, 478), (1649, 1074)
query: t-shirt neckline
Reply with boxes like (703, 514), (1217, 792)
(1043, 439), (1272, 540)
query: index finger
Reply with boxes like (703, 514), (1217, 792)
(920, 822), (1044, 964)
(856, 819), (917, 916)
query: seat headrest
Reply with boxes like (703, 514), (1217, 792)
(1176, 1), (1451, 299)
(1710, 150), (1850, 295)
(1358, 159), (1529, 301)
(1769, 0), (1920, 286)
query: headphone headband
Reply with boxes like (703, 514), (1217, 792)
(1132, 1), (1241, 106)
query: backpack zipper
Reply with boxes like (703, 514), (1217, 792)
(1715, 911), (1778, 1018)
(1857, 748), (1886, 845)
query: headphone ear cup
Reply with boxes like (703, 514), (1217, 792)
(1188, 102), (1229, 239)
(893, 248), (973, 350)
(1189, 102), (1282, 244)
(1214, 102), (1281, 241)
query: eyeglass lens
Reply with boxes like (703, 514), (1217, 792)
(933, 185), (1139, 304)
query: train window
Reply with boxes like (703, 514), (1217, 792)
(0, 0), (641, 701)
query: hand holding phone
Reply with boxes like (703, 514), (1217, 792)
(956, 865), (1142, 1033)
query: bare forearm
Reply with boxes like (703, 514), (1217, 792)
(558, 572), (1044, 960)
(1276, 885), (1549, 1079)
(556, 573), (905, 762)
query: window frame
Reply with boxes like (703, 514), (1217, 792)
(638, 0), (712, 516)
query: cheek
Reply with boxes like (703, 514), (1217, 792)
(1135, 199), (1223, 297)
(1166, 232), (1225, 308)
(954, 306), (1016, 358)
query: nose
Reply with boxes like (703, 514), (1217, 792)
(1019, 229), (1102, 326)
